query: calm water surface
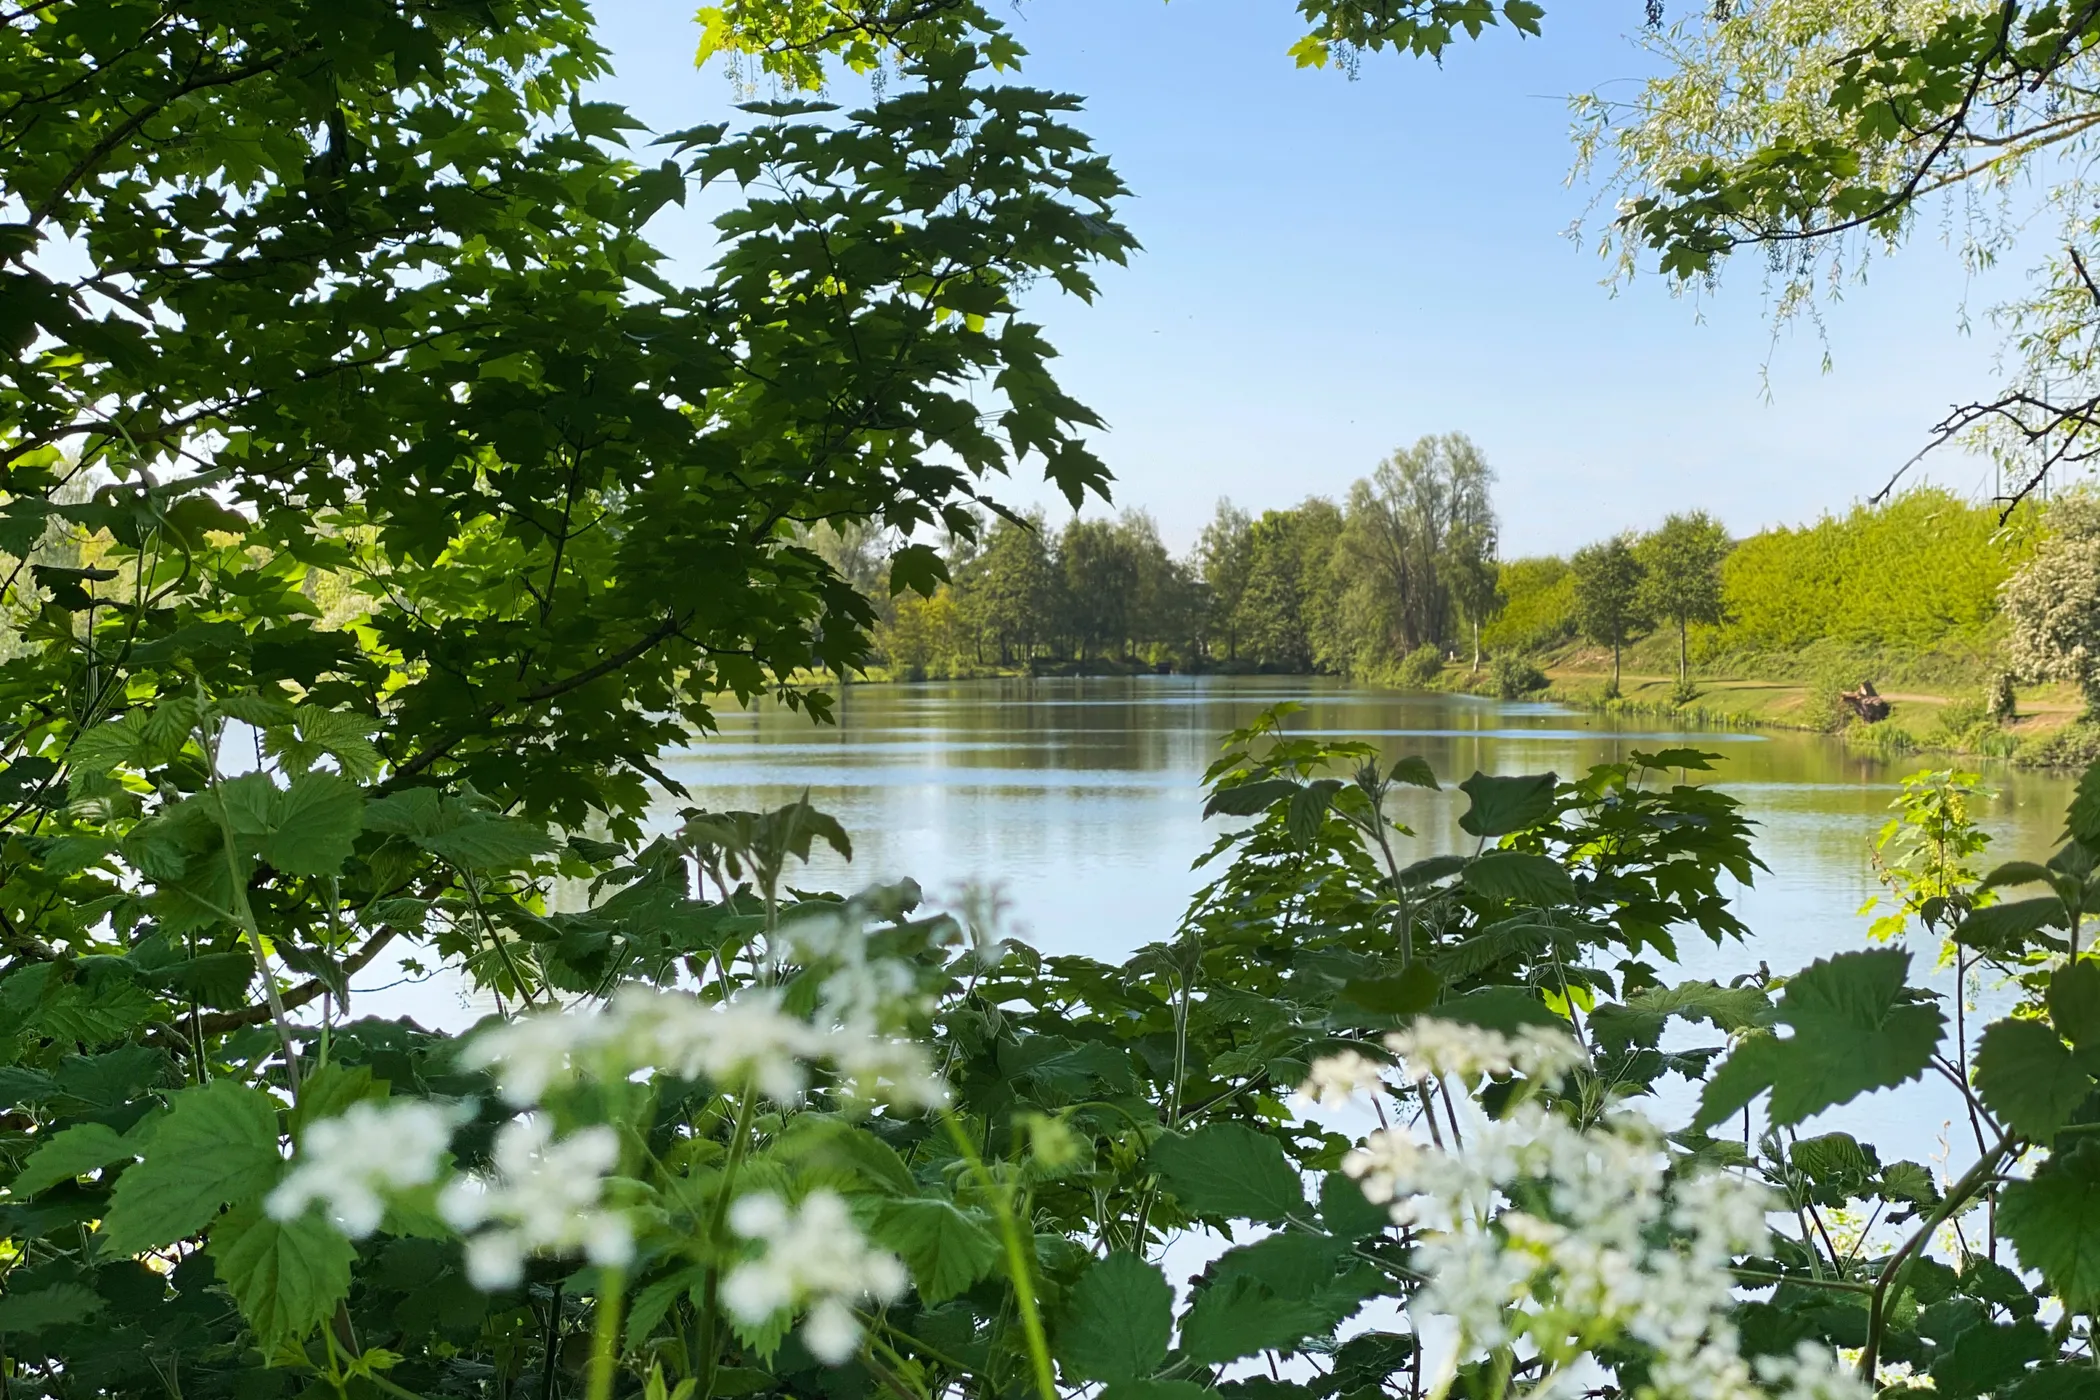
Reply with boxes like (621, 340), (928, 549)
(374, 676), (2077, 1157)
(663, 675), (2076, 974)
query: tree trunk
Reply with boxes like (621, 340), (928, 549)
(1678, 620), (1688, 688)
(1471, 619), (1481, 673)
(1612, 638), (1622, 694)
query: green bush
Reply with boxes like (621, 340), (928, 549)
(2017, 719), (2100, 769)
(1492, 652), (1549, 698)
(1396, 642), (1445, 688)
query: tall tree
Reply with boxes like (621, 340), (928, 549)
(965, 513), (1061, 664)
(1330, 432), (1497, 671)
(1196, 500), (1255, 662)
(1636, 511), (1732, 690)
(1571, 533), (1649, 697)
(1237, 501), (1344, 672)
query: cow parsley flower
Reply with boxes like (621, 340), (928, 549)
(267, 1099), (460, 1237)
(1300, 1047), (1389, 1107)
(1335, 1018), (1847, 1400)
(439, 1115), (632, 1290)
(1382, 1018), (1587, 1087)
(721, 1189), (909, 1365)
(456, 986), (949, 1113)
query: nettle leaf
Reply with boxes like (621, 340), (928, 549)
(2000, 1139), (2100, 1306)
(100, 1080), (282, 1254)
(1054, 1251), (1171, 1382)
(870, 1199), (998, 1304)
(1321, 1170), (1391, 1240)
(1975, 1018), (2093, 1141)
(1456, 771), (1556, 838)
(1148, 1122), (1304, 1223)
(417, 816), (556, 870)
(1203, 778), (1297, 819)
(209, 1201), (355, 1346)
(0, 1281), (103, 1334)
(1389, 755), (1438, 789)
(8, 1121), (133, 1198)
(1461, 850), (1575, 905)
(1436, 985), (1564, 1035)
(1693, 949), (1942, 1129)
(1929, 1317), (2049, 1396)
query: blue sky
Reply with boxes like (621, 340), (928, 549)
(590, 1), (2023, 556)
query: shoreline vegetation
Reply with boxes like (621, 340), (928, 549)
(827, 471), (2100, 768)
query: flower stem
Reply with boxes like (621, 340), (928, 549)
(586, 1267), (626, 1400)
(941, 1111), (1055, 1400)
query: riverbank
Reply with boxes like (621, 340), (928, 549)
(1473, 659), (2094, 767)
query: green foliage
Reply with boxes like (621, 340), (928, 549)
(1637, 510), (1731, 686)
(1488, 652), (1547, 699)
(1719, 491), (2022, 654)
(1862, 768), (1995, 945)
(1569, 533), (1648, 693)
(1478, 555), (1574, 654)
(1396, 642), (1446, 687)
(1054, 1252), (1172, 1382)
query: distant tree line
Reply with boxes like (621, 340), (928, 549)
(827, 434), (1506, 679)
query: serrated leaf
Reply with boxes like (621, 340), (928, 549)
(1321, 1169), (1390, 1239)
(1957, 897), (2065, 951)
(1389, 755), (1437, 790)
(208, 1200), (355, 1345)
(0, 1281), (102, 1334)
(1461, 851), (1574, 904)
(417, 816), (555, 870)
(1976, 1018), (2093, 1141)
(1436, 985), (1564, 1035)
(2050, 960), (2100, 1049)
(1054, 1251), (1171, 1382)
(1287, 779), (1342, 844)
(1695, 950), (1942, 1129)
(1203, 778), (1297, 819)
(1929, 1317), (2048, 1396)
(1999, 1139), (2100, 1306)
(1179, 1273), (1336, 1364)
(1456, 771), (1556, 837)
(261, 771), (364, 875)
(1148, 1122), (1303, 1224)
(870, 1199), (998, 1304)
(8, 1122), (132, 1198)
(100, 1080), (282, 1254)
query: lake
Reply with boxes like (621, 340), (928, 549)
(658, 675), (2075, 973)
(369, 675), (2077, 1157)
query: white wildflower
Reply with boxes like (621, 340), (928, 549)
(1382, 1018), (1586, 1087)
(1756, 1342), (1874, 1400)
(267, 1099), (460, 1237)
(722, 1189), (909, 1365)
(458, 1008), (614, 1107)
(1300, 1047), (1389, 1108)
(438, 1116), (631, 1290)
(616, 986), (819, 1102)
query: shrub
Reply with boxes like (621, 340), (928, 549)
(1396, 642), (1445, 688)
(1492, 652), (1549, 698)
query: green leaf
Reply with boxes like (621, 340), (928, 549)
(1054, 1251), (1171, 1382)
(1975, 1018), (2093, 1141)
(417, 816), (555, 870)
(1957, 898), (2065, 951)
(1321, 1169), (1390, 1239)
(290, 1063), (385, 1142)
(869, 1199), (999, 1304)
(1436, 985), (1564, 1035)
(2000, 1139), (2100, 1306)
(8, 1122), (132, 1198)
(1694, 949), (1943, 1129)
(1148, 1122), (1304, 1223)
(1287, 779), (1343, 844)
(261, 772), (364, 876)
(1389, 756), (1438, 790)
(1336, 964), (1441, 1015)
(1456, 771), (1556, 837)
(1179, 1274), (1336, 1364)
(0, 1281), (102, 1334)
(208, 1201), (356, 1346)
(1929, 1317), (2048, 1396)
(1461, 851), (1575, 904)
(1203, 778), (1297, 819)
(100, 1080), (282, 1255)
(2050, 960), (2100, 1049)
